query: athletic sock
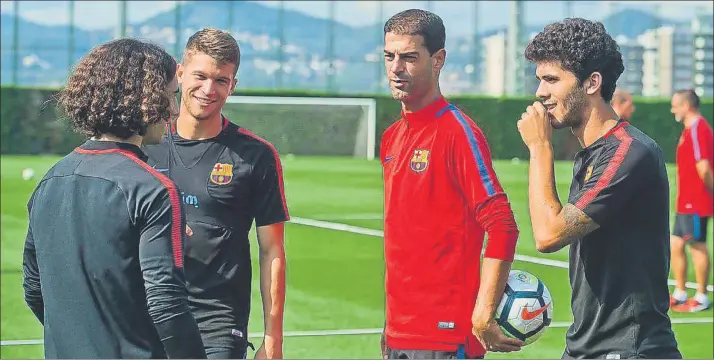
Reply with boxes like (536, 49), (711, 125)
(694, 292), (710, 305)
(673, 289), (688, 302)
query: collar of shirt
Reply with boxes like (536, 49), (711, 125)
(169, 115), (231, 141)
(400, 96), (449, 128)
(580, 119), (629, 154)
(79, 139), (149, 162)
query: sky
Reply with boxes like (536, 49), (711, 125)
(1, 0), (712, 35)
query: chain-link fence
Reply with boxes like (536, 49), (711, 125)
(1, 0), (712, 97)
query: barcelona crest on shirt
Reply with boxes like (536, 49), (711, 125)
(410, 149), (430, 173)
(210, 163), (233, 185)
(584, 165), (594, 182)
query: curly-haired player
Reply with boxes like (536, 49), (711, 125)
(23, 38), (207, 358)
(517, 18), (681, 358)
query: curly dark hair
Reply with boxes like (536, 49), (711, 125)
(56, 38), (177, 139)
(524, 18), (624, 102)
(384, 9), (445, 55)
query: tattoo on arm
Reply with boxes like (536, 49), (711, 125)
(562, 204), (600, 240)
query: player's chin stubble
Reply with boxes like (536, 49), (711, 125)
(557, 88), (587, 130)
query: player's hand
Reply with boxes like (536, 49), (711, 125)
(517, 101), (552, 149)
(472, 317), (524, 353)
(185, 225), (193, 237)
(380, 330), (388, 359)
(254, 338), (283, 359)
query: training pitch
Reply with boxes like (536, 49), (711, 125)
(1, 155), (712, 358)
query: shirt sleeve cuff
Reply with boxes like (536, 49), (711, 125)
(483, 230), (519, 262)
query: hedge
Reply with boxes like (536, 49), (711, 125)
(1, 86), (711, 162)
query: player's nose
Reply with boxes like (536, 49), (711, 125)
(200, 80), (217, 96)
(535, 81), (549, 100)
(389, 59), (405, 75)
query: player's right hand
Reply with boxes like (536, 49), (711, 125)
(185, 225), (193, 237)
(380, 330), (387, 359)
(472, 318), (524, 353)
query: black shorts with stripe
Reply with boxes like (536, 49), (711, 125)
(673, 213), (710, 243)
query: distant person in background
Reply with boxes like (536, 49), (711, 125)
(379, 9), (523, 359)
(611, 88), (635, 121)
(23, 38), (206, 359)
(144, 28), (289, 359)
(669, 89), (713, 313)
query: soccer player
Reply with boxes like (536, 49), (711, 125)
(22, 38), (206, 359)
(610, 88), (635, 121)
(380, 9), (524, 359)
(518, 18), (681, 358)
(143, 28), (289, 359)
(669, 89), (713, 312)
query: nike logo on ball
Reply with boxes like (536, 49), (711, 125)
(521, 303), (551, 320)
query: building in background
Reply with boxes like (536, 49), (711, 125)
(691, 15), (714, 97)
(522, 32), (539, 96)
(615, 35), (644, 96)
(639, 25), (694, 98)
(481, 31), (508, 96)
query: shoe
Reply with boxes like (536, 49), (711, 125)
(670, 295), (687, 307)
(672, 298), (711, 313)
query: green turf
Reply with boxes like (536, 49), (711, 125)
(1, 155), (712, 359)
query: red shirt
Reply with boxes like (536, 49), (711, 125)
(380, 97), (519, 357)
(676, 117), (713, 216)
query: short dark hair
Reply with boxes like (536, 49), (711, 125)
(524, 18), (624, 102)
(384, 9), (445, 55)
(674, 89), (700, 110)
(57, 38), (177, 139)
(184, 28), (241, 76)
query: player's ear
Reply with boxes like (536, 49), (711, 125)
(585, 72), (602, 96)
(230, 77), (238, 94)
(432, 48), (446, 71)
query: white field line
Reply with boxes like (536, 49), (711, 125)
(3, 217), (711, 348)
(309, 213), (385, 220)
(2, 317), (712, 347)
(289, 217), (714, 292)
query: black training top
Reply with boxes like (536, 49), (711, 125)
(23, 140), (205, 359)
(143, 117), (289, 347)
(564, 121), (680, 359)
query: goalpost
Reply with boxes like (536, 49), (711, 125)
(223, 96), (377, 160)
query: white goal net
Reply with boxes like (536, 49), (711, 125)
(222, 96), (377, 160)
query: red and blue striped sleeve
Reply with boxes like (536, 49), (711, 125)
(444, 106), (519, 261)
(692, 119), (713, 162)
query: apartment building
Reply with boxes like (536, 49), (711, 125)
(615, 35), (644, 96)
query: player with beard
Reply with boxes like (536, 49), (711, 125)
(517, 18), (681, 359)
(379, 9), (523, 359)
(144, 28), (288, 359)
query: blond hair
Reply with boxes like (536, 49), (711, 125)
(184, 28), (240, 75)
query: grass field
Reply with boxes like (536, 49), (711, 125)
(1, 155), (712, 359)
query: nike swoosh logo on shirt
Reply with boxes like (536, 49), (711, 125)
(521, 303), (550, 320)
(155, 168), (169, 172)
(384, 156), (394, 163)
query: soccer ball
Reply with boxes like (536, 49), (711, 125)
(22, 168), (35, 181)
(494, 270), (553, 345)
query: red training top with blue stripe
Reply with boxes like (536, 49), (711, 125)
(380, 96), (519, 357)
(676, 116), (713, 216)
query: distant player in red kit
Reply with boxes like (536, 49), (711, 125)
(669, 89), (713, 313)
(379, 9), (523, 359)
